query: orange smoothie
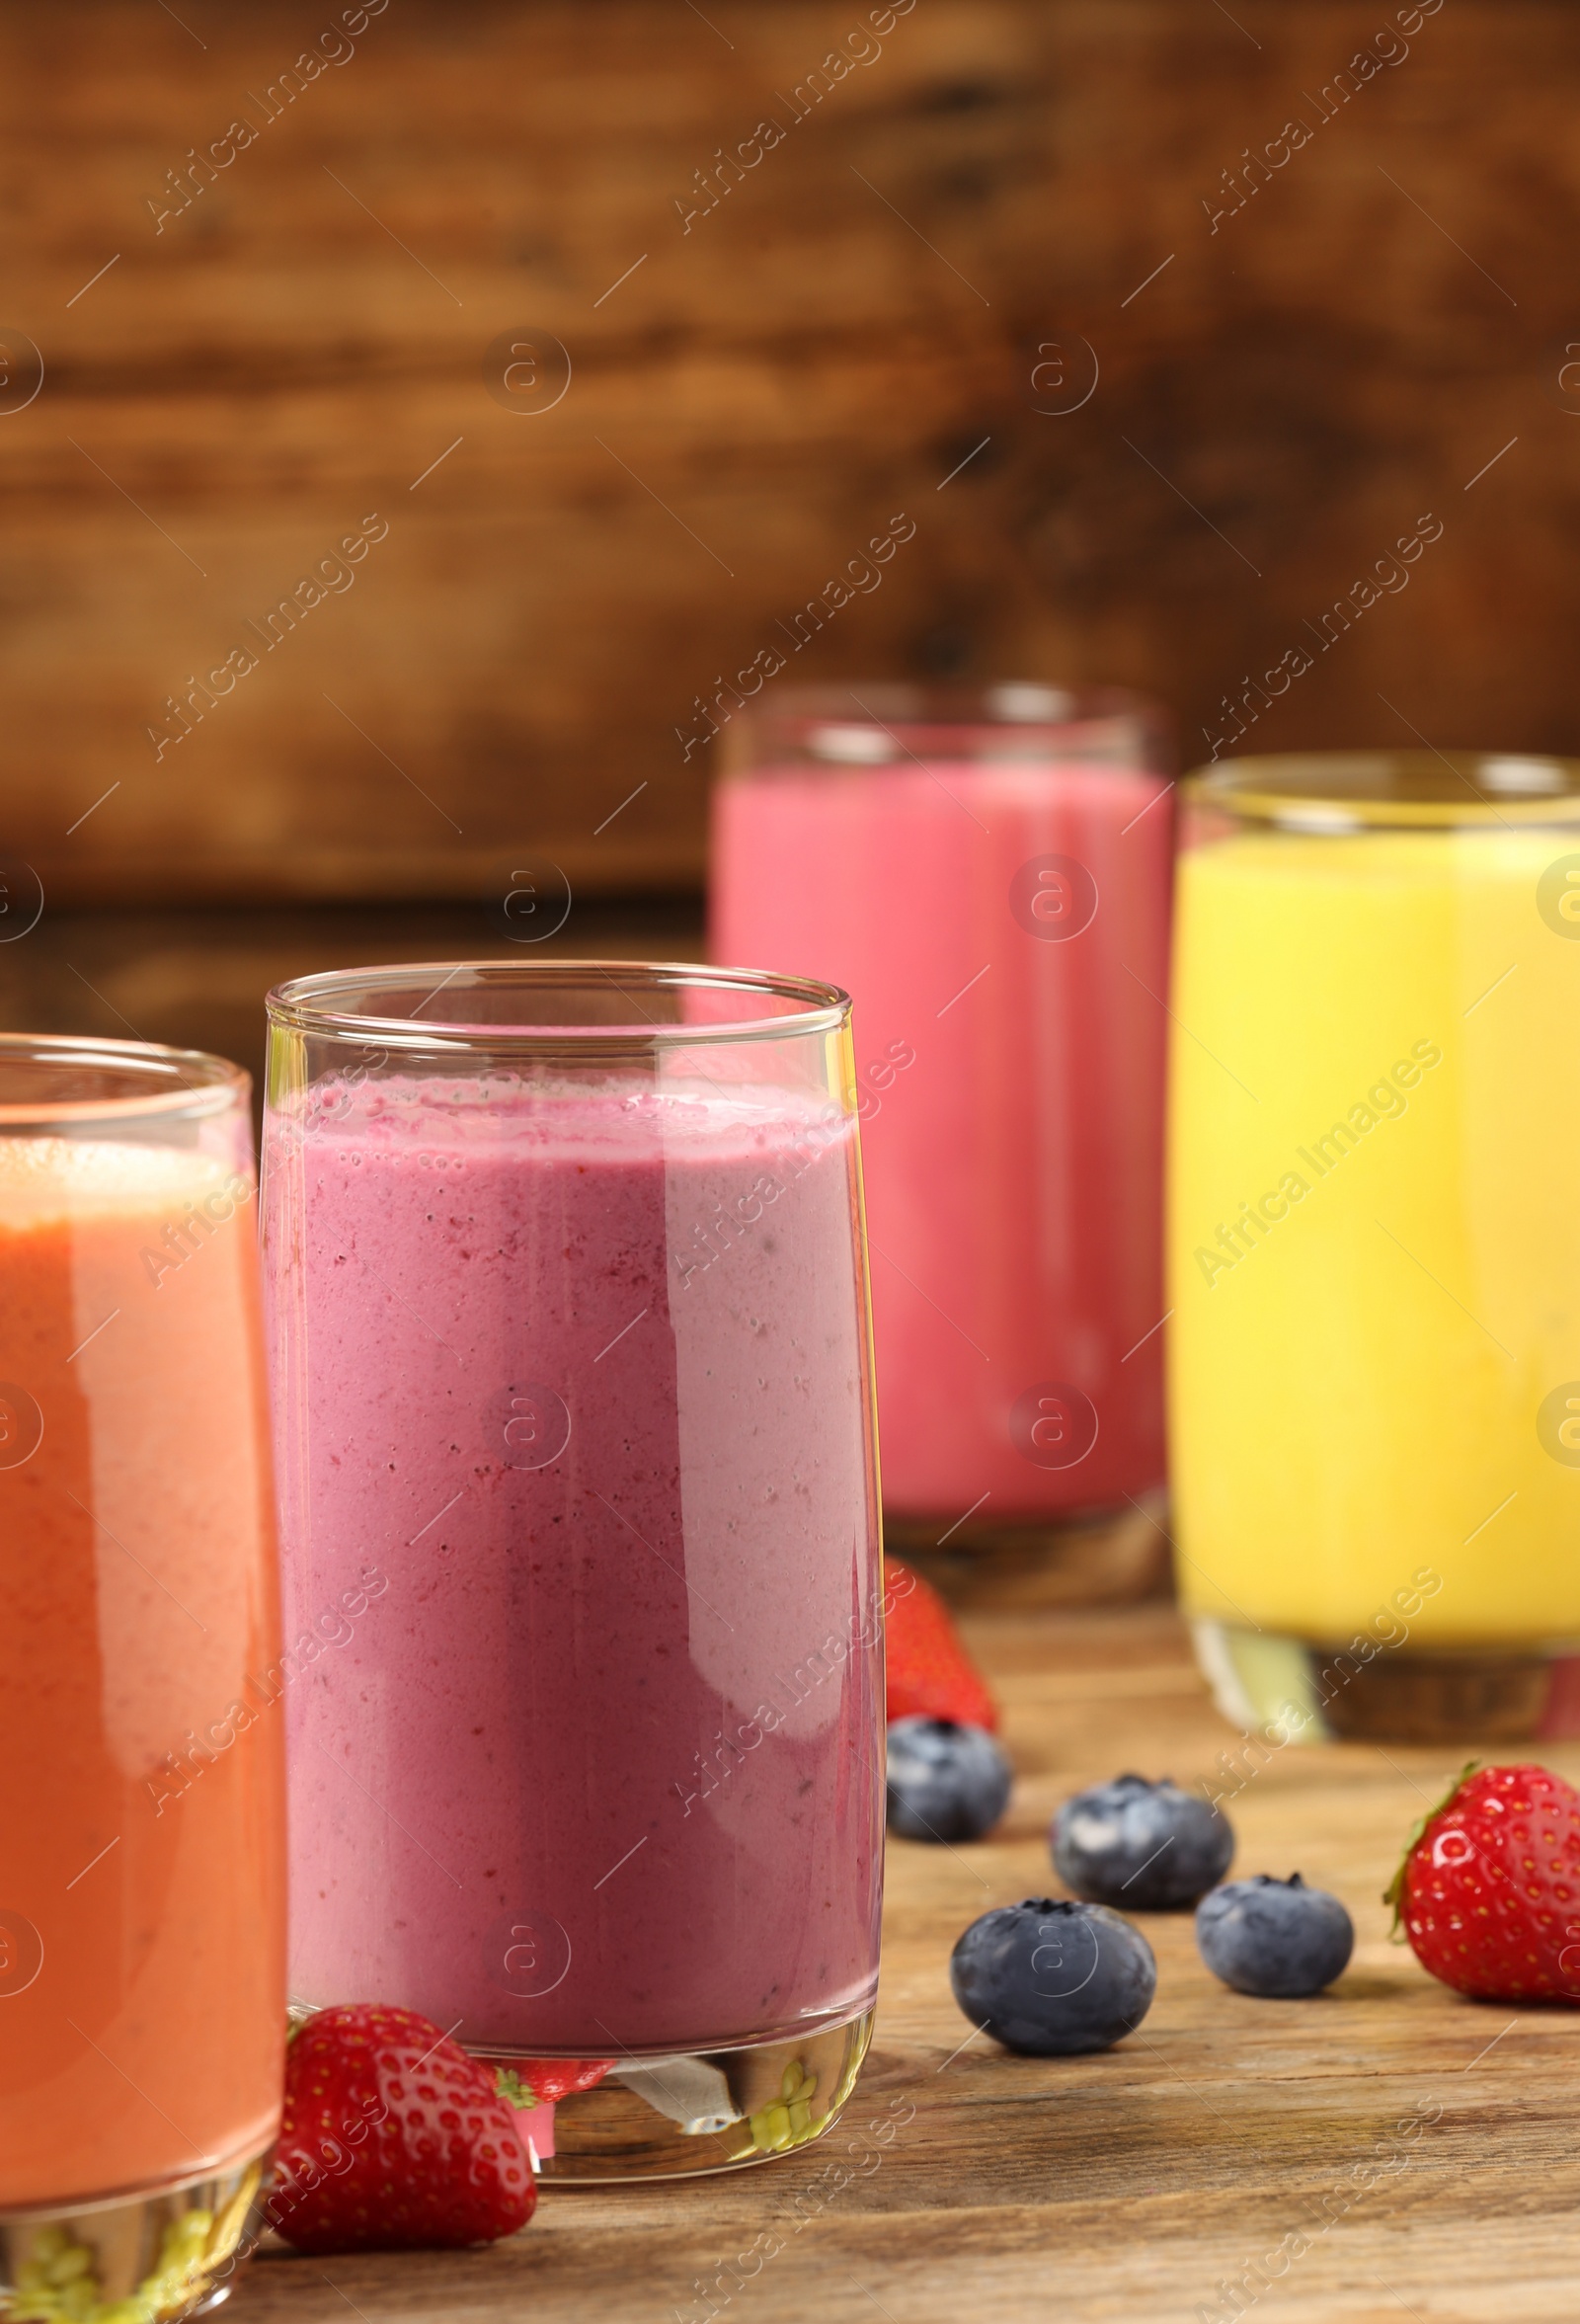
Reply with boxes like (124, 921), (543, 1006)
(0, 1135), (285, 2209)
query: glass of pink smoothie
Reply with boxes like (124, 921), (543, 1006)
(262, 962), (884, 2181)
(712, 684), (1174, 1577)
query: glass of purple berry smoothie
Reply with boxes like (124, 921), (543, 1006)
(262, 962), (884, 2180)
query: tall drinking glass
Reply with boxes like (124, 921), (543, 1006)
(712, 684), (1174, 1575)
(0, 1038), (283, 2321)
(262, 963), (884, 2180)
(1170, 753), (1580, 1744)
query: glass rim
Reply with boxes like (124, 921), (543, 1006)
(721, 681), (1167, 769)
(265, 960), (852, 1052)
(743, 680), (1161, 723)
(0, 1033), (249, 1126)
(1184, 750), (1580, 830)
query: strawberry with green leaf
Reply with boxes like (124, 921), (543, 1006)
(1386, 1761), (1580, 2002)
(272, 2004), (536, 2253)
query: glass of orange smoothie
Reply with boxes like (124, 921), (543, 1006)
(0, 1038), (284, 2321)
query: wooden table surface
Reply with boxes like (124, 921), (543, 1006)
(235, 1593), (1580, 2324)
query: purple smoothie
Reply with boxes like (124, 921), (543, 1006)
(267, 1075), (883, 2055)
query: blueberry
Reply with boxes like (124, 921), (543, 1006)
(1051, 1772), (1233, 1909)
(1196, 1873), (1354, 1998)
(949, 1897), (1156, 2055)
(887, 1718), (1011, 1842)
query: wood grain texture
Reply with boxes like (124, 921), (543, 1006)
(1, 0), (1575, 907)
(235, 1589), (1580, 2324)
(0, 900), (708, 1099)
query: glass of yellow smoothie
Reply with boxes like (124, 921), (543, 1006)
(1169, 752), (1580, 1744)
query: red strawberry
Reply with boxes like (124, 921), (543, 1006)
(1387, 1761), (1580, 2002)
(885, 1558), (997, 1730)
(497, 2057), (614, 2107)
(270, 2004), (536, 2253)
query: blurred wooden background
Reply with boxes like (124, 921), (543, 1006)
(0, 0), (1572, 1072)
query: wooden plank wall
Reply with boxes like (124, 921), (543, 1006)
(0, 0), (1572, 927)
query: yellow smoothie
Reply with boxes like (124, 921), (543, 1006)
(1169, 805), (1580, 1647)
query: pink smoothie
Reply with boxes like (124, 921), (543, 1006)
(712, 760), (1172, 1520)
(266, 1077), (883, 2055)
